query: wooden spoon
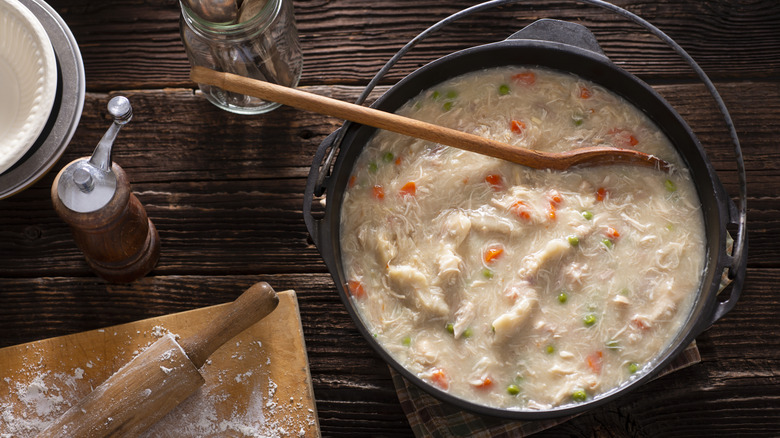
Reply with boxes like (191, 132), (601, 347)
(190, 66), (670, 171)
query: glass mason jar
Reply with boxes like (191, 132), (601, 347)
(180, 0), (303, 115)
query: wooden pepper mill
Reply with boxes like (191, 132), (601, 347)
(52, 96), (160, 283)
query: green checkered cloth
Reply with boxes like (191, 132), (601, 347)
(391, 342), (700, 438)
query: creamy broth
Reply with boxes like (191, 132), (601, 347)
(339, 67), (705, 410)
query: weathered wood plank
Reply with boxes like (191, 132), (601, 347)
(47, 0), (780, 90)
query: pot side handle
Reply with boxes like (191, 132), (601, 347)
(304, 130), (340, 248)
(707, 196), (748, 327)
(506, 19), (608, 59)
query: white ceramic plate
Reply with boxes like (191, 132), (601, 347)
(0, 0), (57, 175)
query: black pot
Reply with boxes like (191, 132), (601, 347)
(304, 19), (747, 420)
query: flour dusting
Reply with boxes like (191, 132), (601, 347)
(1, 323), (317, 437)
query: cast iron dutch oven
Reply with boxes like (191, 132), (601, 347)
(303, 18), (747, 419)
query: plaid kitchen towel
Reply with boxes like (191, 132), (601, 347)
(391, 341), (701, 438)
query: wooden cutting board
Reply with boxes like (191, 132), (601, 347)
(0, 290), (320, 437)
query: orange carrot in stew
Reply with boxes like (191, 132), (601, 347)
(632, 316), (650, 330)
(431, 369), (449, 390)
(372, 185), (385, 200)
(474, 376), (493, 389)
(586, 351), (603, 374)
(347, 280), (366, 299)
(547, 190), (563, 206)
(484, 245), (504, 264)
(511, 119), (526, 134)
(400, 181), (416, 197)
(596, 187), (607, 202)
(579, 86), (592, 99)
(606, 226), (620, 239)
(348, 175), (357, 188)
(511, 200), (532, 220)
(547, 203), (557, 221)
(485, 174), (504, 191)
(512, 72), (536, 85)
(608, 128), (639, 147)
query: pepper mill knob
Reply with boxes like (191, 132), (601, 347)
(52, 96), (160, 283)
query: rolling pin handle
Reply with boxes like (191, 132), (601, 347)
(179, 282), (279, 368)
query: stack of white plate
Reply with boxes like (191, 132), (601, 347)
(0, 0), (85, 199)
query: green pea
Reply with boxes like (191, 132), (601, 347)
(545, 344), (555, 354)
(442, 101), (453, 112)
(572, 389), (587, 402)
(482, 268), (494, 279)
(463, 328), (474, 338)
(368, 162), (378, 173)
(573, 115), (584, 126)
(665, 179), (677, 192)
(498, 84), (510, 95)
(601, 239), (614, 249)
(582, 211), (593, 220)
(382, 152), (394, 163)
(431, 90), (441, 100)
(583, 313), (597, 326)
(606, 340), (620, 350)
(567, 235), (580, 247)
(558, 292), (568, 304)
(628, 362), (639, 374)
(507, 384), (520, 396)
(446, 323), (454, 334)
(446, 90), (458, 99)
(402, 336), (411, 346)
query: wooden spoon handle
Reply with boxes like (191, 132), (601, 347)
(178, 281), (279, 368)
(190, 66), (667, 171)
(191, 67), (552, 163)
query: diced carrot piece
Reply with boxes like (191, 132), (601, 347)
(511, 200), (532, 220)
(596, 187), (607, 202)
(395, 157), (402, 165)
(606, 226), (620, 239)
(484, 245), (504, 264)
(347, 280), (366, 299)
(632, 316), (650, 330)
(579, 86), (592, 99)
(431, 368), (449, 390)
(547, 203), (557, 221)
(372, 185), (385, 200)
(474, 376), (493, 389)
(400, 181), (416, 197)
(608, 128), (639, 147)
(512, 72), (536, 85)
(510, 119), (526, 134)
(485, 174), (504, 191)
(586, 351), (603, 374)
(348, 175), (357, 188)
(547, 190), (563, 206)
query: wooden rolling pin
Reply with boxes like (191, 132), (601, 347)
(37, 282), (279, 438)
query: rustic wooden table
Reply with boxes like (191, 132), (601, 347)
(1, 0), (778, 436)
